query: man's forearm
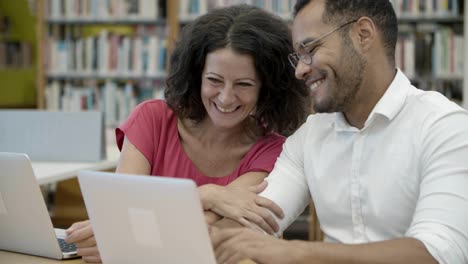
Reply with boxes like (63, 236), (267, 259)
(294, 238), (437, 264)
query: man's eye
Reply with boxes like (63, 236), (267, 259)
(307, 45), (318, 55)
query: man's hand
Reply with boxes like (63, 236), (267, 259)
(202, 181), (284, 234)
(211, 227), (305, 264)
(65, 220), (101, 263)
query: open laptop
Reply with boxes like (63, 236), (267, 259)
(78, 170), (217, 264)
(0, 152), (78, 259)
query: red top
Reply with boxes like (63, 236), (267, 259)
(116, 99), (285, 186)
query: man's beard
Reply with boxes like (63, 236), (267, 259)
(313, 37), (366, 114)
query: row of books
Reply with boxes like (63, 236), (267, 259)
(396, 26), (463, 80)
(179, 0), (295, 21)
(45, 80), (165, 126)
(415, 79), (463, 105)
(433, 26), (464, 78)
(0, 41), (33, 69)
(390, 0), (461, 17)
(45, 26), (167, 78)
(46, 0), (165, 21)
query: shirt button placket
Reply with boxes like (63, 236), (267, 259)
(351, 132), (366, 243)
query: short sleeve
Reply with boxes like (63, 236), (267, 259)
(240, 133), (285, 174)
(115, 100), (166, 165)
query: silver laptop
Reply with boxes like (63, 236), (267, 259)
(0, 152), (78, 259)
(78, 170), (217, 264)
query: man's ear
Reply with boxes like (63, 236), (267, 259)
(353, 16), (377, 53)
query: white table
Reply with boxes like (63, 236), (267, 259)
(32, 145), (120, 185)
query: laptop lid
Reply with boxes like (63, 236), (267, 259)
(78, 171), (217, 264)
(0, 152), (76, 259)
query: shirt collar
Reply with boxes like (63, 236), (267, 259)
(334, 68), (411, 131)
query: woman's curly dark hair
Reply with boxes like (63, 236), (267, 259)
(165, 4), (309, 136)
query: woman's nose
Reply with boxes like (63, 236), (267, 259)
(218, 85), (235, 105)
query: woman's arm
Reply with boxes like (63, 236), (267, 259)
(116, 136), (151, 175)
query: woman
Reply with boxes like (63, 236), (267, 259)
(66, 4), (308, 263)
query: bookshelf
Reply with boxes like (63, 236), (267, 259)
(177, 0), (294, 22)
(35, 0), (294, 127)
(35, 0), (466, 128)
(391, 0), (465, 107)
(35, 0), (179, 127)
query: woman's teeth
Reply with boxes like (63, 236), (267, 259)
(217, 105), (238, 113)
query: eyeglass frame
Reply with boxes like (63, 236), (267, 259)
(288, 19), (358, 69)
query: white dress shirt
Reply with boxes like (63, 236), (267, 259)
(261, 69), (468, 264)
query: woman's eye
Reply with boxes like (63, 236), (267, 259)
(237, 82), (253, 87)
(208, 77), (221, 83)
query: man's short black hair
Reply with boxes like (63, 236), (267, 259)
(294, 0), (398, 62)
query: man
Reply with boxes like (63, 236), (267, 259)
(211, 0), (468, 263)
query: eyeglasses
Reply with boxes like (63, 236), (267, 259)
(288, 19), (358, 69)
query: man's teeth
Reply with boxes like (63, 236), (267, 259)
(217, 105), (237, 113)
(309, 79), (324, 91)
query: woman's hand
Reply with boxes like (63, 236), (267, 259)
(199, 181), (284, 234)
(65, 220), (101, 263)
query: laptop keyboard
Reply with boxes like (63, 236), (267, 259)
(57, 238), (77, 253)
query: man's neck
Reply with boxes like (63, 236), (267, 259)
(344, 64), (396, 129)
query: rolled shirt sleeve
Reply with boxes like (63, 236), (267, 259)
(259, 122), (312, 234)
(406, 108), (468, 264)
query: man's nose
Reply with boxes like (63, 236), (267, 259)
(294, 60), (311, 80)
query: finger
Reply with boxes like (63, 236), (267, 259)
(241, 205), (279, 233)
(77, 246), (100, 257)
(66, 223), (94, 243)
(215, 229), (255, 263)
(66, 220), (90, 234)
(256, 196), (284, 219)
(242, 211), (274, 235)
(256, 206), (280, 233)
(237, 217), (268, 234)
(74, 235), (97, 248)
